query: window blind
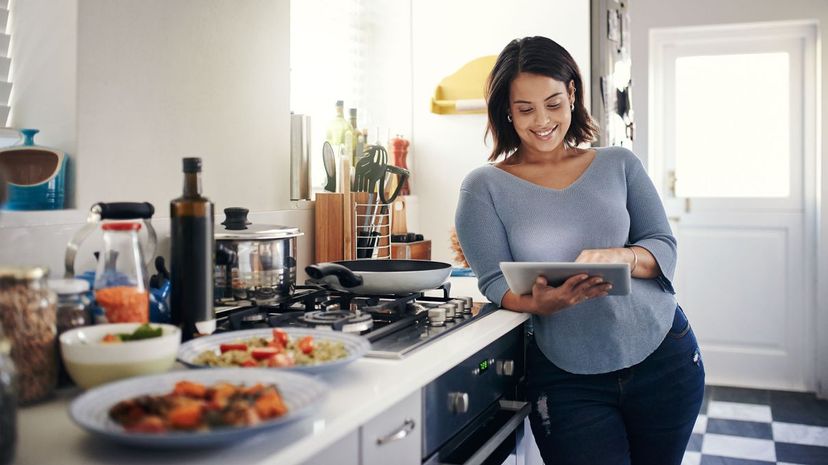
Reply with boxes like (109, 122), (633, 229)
(0, 0), (11, 125)
(291, 0), (367, 189)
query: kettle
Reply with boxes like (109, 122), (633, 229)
(64, 202), (157, 278)
(63, 202), (170, 323)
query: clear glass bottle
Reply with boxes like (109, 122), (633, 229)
(0, 322), (16, 465)
(349, 108), (365, 161)
(0, 266), (57, 405)
(326, 100), (354, 160)
(94, 222), (149, 323)
(49, 279), (92, 386)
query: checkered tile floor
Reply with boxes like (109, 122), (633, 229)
(682, 386), (828, 465)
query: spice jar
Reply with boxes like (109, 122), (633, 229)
(0, 322), (16, 465)
(94, 222), (150, 323)
(0, 267), (57, 404)
(48, 279), (92, 386)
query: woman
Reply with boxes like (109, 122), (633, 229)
(455, 36), (704, 465)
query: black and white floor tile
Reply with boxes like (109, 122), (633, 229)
(682, 386), (828, 465)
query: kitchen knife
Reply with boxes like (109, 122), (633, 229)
(323, 141), (336, 192)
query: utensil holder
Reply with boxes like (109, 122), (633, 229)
(352, 192), (391, 260)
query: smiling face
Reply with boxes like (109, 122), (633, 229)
(508, 72), (575, 157)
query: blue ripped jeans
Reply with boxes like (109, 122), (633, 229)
(526, 305), (704, 465)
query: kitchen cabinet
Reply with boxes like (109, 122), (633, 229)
(361, 390), (422, 465)
(303, 430), (360, 465)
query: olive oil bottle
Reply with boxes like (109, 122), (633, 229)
(170, 157), (215, 341)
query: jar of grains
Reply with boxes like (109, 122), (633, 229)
(0, 322), (17, 465)
(0, 267), (57, 404)
(48, 279), (92, 386)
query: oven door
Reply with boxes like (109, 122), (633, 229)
(423, 399), (529, 465)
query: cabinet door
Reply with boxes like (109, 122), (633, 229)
(302, 430), (360, 465)
(361, 390), (422, 465)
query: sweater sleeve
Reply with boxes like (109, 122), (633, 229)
(455, 187), (512, 306)
(626, 155), (678, 294)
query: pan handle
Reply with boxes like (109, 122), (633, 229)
(305, 263), (364, 288)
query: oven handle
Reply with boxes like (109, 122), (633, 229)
(431, 400), (529, 465)
(377, 418), (416, 446)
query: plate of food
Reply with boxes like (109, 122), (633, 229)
(177, 328), (371, 374)
(68, 368), (327, 448)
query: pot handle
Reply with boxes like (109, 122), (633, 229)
(305, 263), (364, 288)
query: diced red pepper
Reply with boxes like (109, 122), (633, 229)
(297, 335), (314, 355)
(251, 347), (280, 360)
(220, 343), (248, 353)
(272, 329), (289, 348)
(240, 359), (258, 367)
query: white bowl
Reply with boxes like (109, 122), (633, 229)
(60, 323), (181, 389)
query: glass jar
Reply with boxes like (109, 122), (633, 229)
(0, 267), (57, 404)
(94, 222), (149, 323)
(48, 279), (92, 386)
(0, 322), (16, 465)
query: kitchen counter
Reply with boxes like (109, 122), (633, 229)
(17, 309), (529, 465)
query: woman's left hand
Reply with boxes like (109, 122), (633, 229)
(574, 248), (630, 264)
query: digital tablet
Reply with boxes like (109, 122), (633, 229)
(500, 262), (631, 296)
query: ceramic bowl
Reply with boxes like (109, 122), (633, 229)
(60, 323), (180, 389)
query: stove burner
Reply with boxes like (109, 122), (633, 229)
(302, 310), (374, 333)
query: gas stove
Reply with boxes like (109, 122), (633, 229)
(213, 284), (493, 359)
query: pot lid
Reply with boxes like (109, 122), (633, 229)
(215, 207), (302, 240)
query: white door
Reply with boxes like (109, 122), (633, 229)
(649, 22), (818, 391)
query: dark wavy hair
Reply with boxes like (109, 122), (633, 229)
(485, 36), (598, 161)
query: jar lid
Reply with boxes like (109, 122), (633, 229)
(48, 278), (90, 295)
(0, 266), (48, 281)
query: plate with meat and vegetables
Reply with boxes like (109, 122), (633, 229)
(69, 368), (326, 448)
(177, 328), (371, 374)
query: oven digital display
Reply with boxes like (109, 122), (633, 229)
(478, 359), (489, 373)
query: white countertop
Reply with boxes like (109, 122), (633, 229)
(17, 309), (529, 465)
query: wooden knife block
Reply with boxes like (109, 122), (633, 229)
(315, 192), (344, 262)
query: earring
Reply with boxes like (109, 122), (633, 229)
(507, 114), (512, 123)
(570, 103), (575, 112)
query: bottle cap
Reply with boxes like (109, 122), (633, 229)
(48, 278), (90, 295)
(336, 100), (344, 107)
(183, 157), (202, 173)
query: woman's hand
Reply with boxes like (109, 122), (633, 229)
(575, 247), (660, 278)
(529, 274), (612, 315)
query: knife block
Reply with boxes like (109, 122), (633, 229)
(315, 192), (344, 262)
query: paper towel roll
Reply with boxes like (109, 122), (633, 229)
(454, 99), (487, 112)
(403, 195), (419, 234)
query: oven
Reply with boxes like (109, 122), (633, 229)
(422, 324), (528, 465)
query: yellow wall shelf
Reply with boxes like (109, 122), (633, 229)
(431, 55), (496, 115)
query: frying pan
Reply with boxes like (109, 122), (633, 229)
(305, 259), (452, 295)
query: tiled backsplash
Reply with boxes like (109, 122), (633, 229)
(0, 205), (315, 282)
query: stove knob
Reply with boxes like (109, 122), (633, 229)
(502, 360), (515, 376)
(448, 392), (469, 414)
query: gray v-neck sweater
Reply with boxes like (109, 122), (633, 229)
(455, 146), (678, 374)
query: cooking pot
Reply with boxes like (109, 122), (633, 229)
(305, 259), (452, 295)
(215, 208), (303, 302)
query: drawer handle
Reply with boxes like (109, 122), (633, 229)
(376, 418), (416, 446)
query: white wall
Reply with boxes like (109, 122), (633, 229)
(411, 0), (591, 264)
(8, 0), (78, 205)
(75, 0), (291, 213)
(628, 0), (828, 397)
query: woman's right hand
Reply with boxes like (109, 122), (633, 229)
(529, 274), (612, 315)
